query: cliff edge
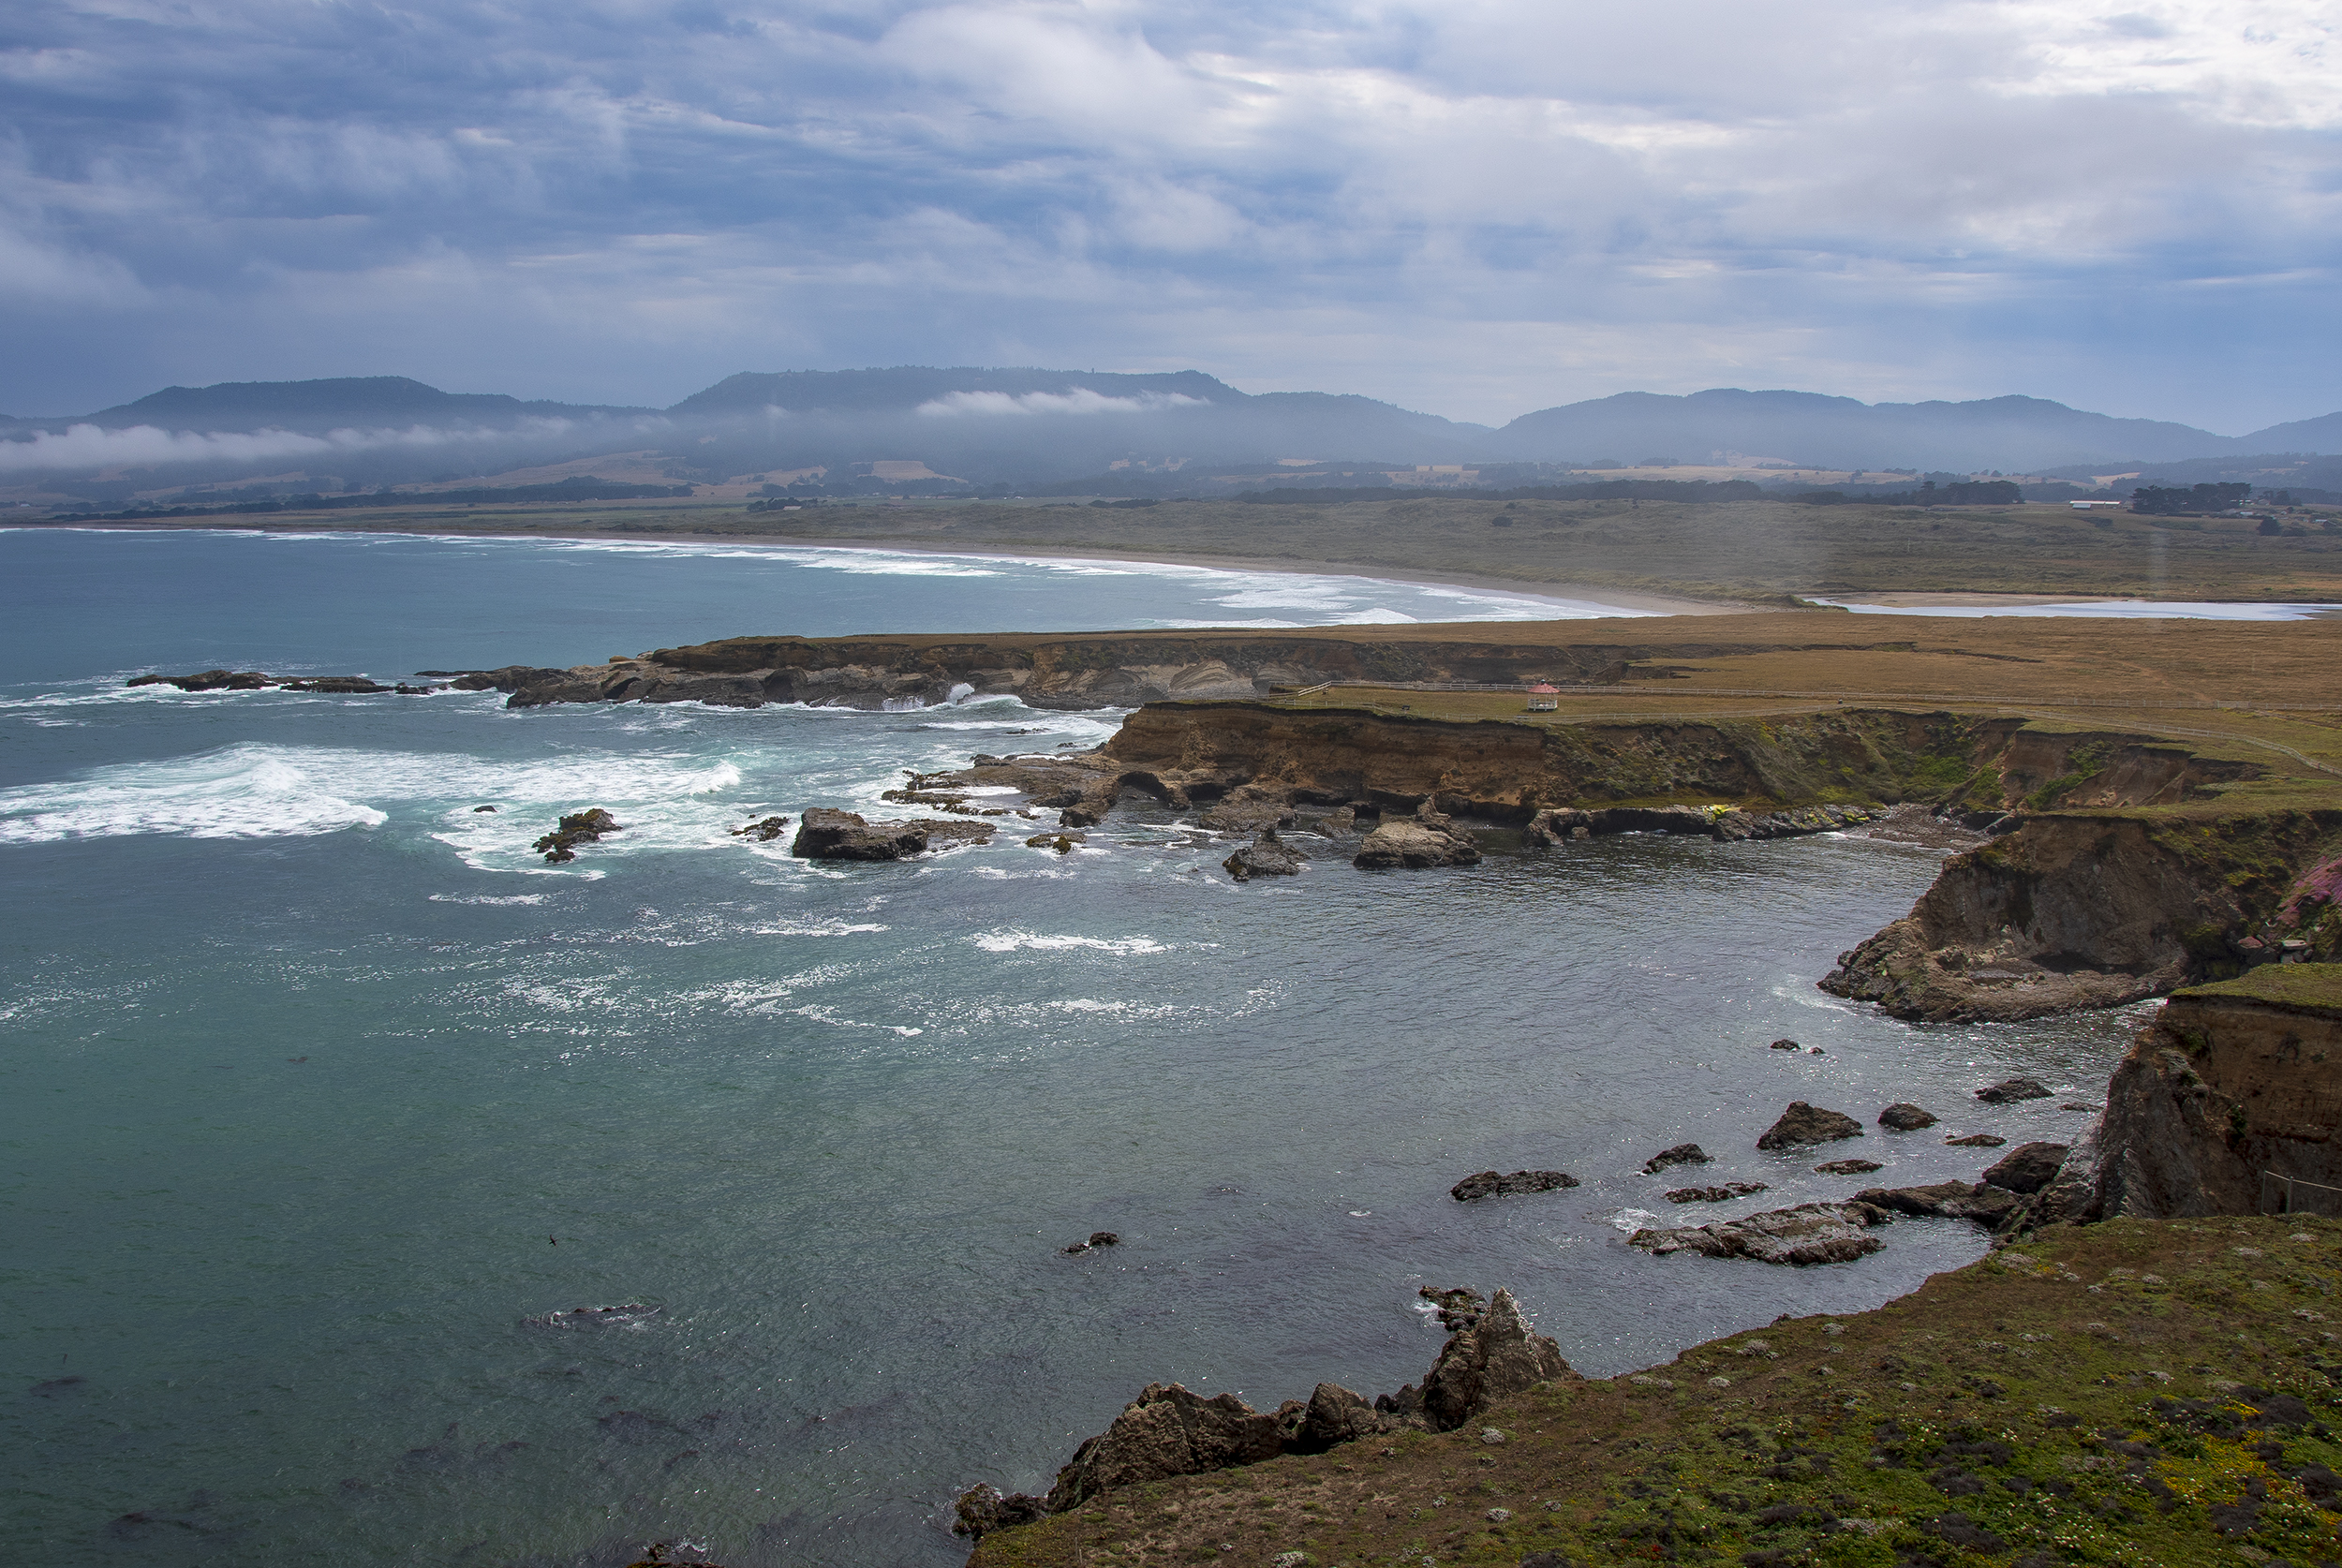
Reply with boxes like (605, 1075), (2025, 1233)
(2091, 965), (2342, 1219)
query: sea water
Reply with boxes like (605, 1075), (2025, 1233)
(3, 528), (2149, 1567)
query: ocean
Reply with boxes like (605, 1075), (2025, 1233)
(4, 527), (2151, 1567)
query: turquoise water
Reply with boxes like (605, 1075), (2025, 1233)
(3, 528), (2144, 1567)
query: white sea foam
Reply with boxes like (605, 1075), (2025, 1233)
(747, 920), (890, 937)
(429, 893), (551, 906)
(792, 1004), (922, 1036)
(0, 741), (746, 847)
(968, 929), (1171, 954)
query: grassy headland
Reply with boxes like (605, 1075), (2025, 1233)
(970, 1217), (2342, 1568)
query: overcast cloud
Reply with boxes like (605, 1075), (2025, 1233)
(2, 0), (2335, 427)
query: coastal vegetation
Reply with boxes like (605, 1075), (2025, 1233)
(969, 1216), (2342, 1568)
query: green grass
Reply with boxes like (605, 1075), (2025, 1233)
(2175, 964), (2342, 1014)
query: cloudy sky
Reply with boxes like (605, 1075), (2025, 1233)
(4, 0), (2336, 428)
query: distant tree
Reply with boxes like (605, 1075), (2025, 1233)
(2130, 482), (2252, 515)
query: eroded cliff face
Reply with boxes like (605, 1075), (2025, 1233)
(1099, 703), (1991, 819)
(1821, 812), (2342, 1022)
(2090, 969), (2342, 1219)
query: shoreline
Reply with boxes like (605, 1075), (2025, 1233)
(14, 518), (1757, 619)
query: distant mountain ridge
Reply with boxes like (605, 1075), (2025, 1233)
(81, 376), (655, 432)
(5, 371), (2337, 496)
(1489, 389), (2279, 471)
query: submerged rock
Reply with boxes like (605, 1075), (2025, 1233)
(1813, 1159), (1884, 1176)
(1879, 1102), (1938, 1131)
(1224, 827), (1303, 881)
(1978, 1076), (2053, 1103)
(730, 815), (791, 842)
(1756, 1102), (1865, 1149)
(521, 1303), (662, 1329)
(1451, 1169), (1579, 1202)
(1642, 1143), (1711, 1174)
(1631, 1201), (1888, 1265)
(1946, 1132), (2008, 1147)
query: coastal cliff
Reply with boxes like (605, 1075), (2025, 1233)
(463, 622), (1868, 711)
(2090, 966), (2342, 1219)
(1820, 810), (2342, 1022)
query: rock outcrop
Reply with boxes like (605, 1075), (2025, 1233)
(964, 1283), (1572, 1534)
(1756, 1102), (1864, 1149)
(535, 807), (621, 864)
(1977, 1076), (2052, 1104)
(1666, 1181), (1768, 1202)
(1223, 828), (1302, 881)
(1853, 1181), (2027, 1229)
(1981, 1142), (2069, 1194)
(1642, 1143), (1711, 1174)
(2091, 965), (2342, 1219)
(953, 1486), (1048, 1540)
(1523, 803), (1877, 846)
(128, 668), (427, 695)
(1353, 803), (1481, 869)
(1043, 1383), (1287, 1511)
(1631, 1201), (1888, 1265)
(1879, 1102), (1937, 1131)
(1376, 1288), (1574, 1432)
(1450, 1169), (1579, 1202)
(788, 807), (994, 861)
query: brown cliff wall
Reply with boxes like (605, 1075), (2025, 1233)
(2092, 969), (2342, 1218)
(1100, 703), (1992, 818)
(1822, 810), (2342, 1021)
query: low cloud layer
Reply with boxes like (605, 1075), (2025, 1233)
(3, 0), (2335, 428)
(917, 390), (1208, 417)
(0, 418), (578, 474)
